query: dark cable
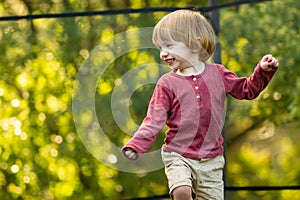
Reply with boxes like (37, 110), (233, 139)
(0, 0), (272, 21)
(226, 185), (300, 191)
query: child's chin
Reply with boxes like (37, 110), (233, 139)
(169, 63), (179, 69)
(169, 66), (178, 70)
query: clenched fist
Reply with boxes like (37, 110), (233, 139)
(122, 147), (138, 160)
(260, 54), (279, 71)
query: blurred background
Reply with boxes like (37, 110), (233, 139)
(0, 0), (299, 199)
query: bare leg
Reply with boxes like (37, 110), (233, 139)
(172, 186), (193, 200)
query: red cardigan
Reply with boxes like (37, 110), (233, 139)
(122, 63), (277, 159)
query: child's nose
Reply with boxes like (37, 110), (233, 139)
(160, 50), (168, 58)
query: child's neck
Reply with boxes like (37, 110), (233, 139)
(176, 62), (205, 76)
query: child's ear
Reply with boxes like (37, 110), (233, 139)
(191, 37), (202, 53)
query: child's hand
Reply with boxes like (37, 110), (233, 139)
(260, 54), (279, 71)
(123, 147), (138, 160)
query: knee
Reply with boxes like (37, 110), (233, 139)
(172, 186), (192, 200)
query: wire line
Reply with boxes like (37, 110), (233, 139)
(0, 0), (271, 21)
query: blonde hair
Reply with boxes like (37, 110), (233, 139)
(152, 10), (215, 61)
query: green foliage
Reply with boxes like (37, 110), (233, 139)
(220, 0), (300, 199)
(0, 0), (299, 199)
(221, 0), (300, 124)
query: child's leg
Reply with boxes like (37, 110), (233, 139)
(172, 185), (193, 200)
(161, 151), (194, 200)
(193, 155), (225, 200)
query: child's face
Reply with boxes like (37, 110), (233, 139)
(157, 39), (199, 71)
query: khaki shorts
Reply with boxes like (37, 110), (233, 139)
(161, 150), (225, 200)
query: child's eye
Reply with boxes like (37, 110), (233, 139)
(166, 44), (173, 48)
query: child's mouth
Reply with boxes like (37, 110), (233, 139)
(165, 58), (176, 65)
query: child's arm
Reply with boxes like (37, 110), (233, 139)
(219, 54), (279, 100)
(122, 82), (172, 160)
(259, 54), (279, 71)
